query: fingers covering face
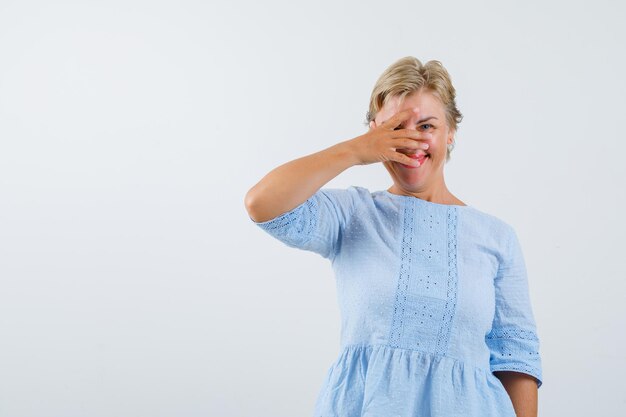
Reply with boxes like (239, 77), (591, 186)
(381, 107), (420, 130)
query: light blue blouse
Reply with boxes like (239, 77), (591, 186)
(250, 186), (543, 417)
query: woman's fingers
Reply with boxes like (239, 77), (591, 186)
(351, 107), (429, 166)
(393, 138), (430, 151)
(392, 151), (421, 166)
(391, 129), (432, 140)
(381, 107), (420, 130)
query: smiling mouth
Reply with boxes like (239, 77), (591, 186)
(401, 151), (430, 167)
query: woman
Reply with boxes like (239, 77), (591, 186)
(244, 56), (543, 417)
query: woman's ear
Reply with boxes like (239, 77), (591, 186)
(369, 120), (376, 131)
(447, 127), (456, 145)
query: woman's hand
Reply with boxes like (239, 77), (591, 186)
(348, 107), (432, 167)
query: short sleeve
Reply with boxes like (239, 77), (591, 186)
(249, 186), (359, 260)
(485, 225), (543, 388)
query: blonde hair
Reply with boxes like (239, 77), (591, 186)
(365, 56), (463, 162)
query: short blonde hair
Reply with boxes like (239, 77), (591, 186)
(365, 56), (463, 162)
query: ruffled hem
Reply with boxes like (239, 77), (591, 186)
(313, 344), (517, 417)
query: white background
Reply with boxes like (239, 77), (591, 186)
(1, 0), (624, 416)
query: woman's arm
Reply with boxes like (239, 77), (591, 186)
(494, 371), (538, 417)
(244, 140), (359, 223)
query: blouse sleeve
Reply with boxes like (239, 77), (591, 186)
(249, 186), (359, 260)
(485, 225), (543, 388)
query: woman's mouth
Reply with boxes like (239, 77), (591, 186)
(400, 152), (429, 169)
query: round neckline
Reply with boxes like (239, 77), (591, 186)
(382, 190), (472, 209)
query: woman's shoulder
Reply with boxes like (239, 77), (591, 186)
(464, 204), (516, 232)
(466, 205), (512, 226)
(316, 185), (391, 225)
(463, 206), (521, 255)
(316, 185), (374, 208)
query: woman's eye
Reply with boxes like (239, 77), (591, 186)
(394, 124), (433, 131)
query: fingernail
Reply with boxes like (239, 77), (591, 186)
(422, 143), (429, 149)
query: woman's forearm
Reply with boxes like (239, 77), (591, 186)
(245, 140), (359, 223)
(493, 371), (538, 417)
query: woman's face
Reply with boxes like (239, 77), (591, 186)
(370, 89), (455, 192)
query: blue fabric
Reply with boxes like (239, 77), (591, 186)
(251, 186), (543, 417)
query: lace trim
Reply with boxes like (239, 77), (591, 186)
(491, 363), (543, 388)
(486, 327), (539, 341)
(254, 197), (318, 246)
(435, 206), (458, 355)
(388, 198), (415, 346)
